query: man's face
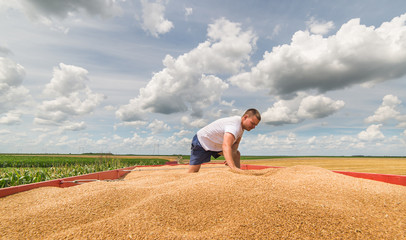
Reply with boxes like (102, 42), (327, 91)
(242, 115), (260, 131)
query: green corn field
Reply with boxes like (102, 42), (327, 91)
(0, 154), (167, 188)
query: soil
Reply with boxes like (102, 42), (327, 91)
(0, 165), (405, 239)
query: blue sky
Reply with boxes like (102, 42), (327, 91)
(1, 0), (406, 156)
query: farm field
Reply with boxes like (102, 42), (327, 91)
(239, 156), (406, 175)
(198, 156), (406, 175)
(0, 154), (168, 188)
(1, 154), (405, 189)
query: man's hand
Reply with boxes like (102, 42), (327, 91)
(229, 167), (244, 174)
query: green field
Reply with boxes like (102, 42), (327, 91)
(0, 154), (167, 188)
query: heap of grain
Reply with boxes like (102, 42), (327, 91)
(1, 165), (405, 239)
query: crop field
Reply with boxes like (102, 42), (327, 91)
(196, 156), (406, 175)
(0, 154), (168, 188)
(241, 156), (406, 175)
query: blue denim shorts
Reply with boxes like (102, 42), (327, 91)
(190, 135), (221, 165)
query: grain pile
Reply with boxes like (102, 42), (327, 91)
(0, 165), (405, 239)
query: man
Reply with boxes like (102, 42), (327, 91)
(188, 109), (261, 173)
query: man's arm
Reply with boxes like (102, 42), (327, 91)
(222, 133), (241, 170)
(232, 135), (241, 151)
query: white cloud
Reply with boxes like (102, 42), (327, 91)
(61, 121), (86, 131)
(147, 119), (170, 134)
(365, 94), (402, 123)
(0, 57), (25, 91)
(35, 63), (105, 128)
(140, 0), (173, 37)
(103, 105), (116, 111)
(285, 132), (297, 144)
(358, 124), (385, 141)
(297, 95), (345, 119)
(32, 128), (50, 133)
(18, 0), (122, 20)
(220, 100), (235, 107)
(0, 129), (11, 135)
(229, 13), (406, 98)
(121, 133), (159, 149)
(96, 137), (109, 146)
(11, 0), (122, 33)
(306, 17), (335, 35)
(184, 7), (193, 17)
(174, 129), (192, 137)
(262, 98), (301, 125)
(114, 121), (148, 130)
(307, 136), (316, 145)
(262, 94), (345, 125)
(0, 57), (30, 124)
(258, 134), (279, 146)
(397, 117), (406, 128)
(116, 17), (257, 121)
(267, 24), (281, 40)
(43, 63), (88, 97)
(0, 111), (21, 125)
(181, 116), (207, 129)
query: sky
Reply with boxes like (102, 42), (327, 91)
(0, 0), (406, 156)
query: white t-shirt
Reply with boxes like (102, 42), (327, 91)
(197, 116), (244, 151)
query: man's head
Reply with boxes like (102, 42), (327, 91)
(241, 108), (261, 131)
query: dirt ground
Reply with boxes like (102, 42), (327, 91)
(1, 165), (405, 239)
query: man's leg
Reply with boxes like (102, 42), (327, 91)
(189, 135), (211, 173)
(188, 164), (201, 173)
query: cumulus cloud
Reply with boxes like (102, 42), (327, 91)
(35, 63), (104, 128)
(10, 0), (122, 33)
(262, 94), (345, 125)
(181, 116), (207, 129)
(0, 57), (25, 93)
(358, 124), (385, 141)
(365, 94), (402, 123)
(0, 57), (29, 124)
(116, 18), (257, 121)
(174, 129), (192, 137)
(297, 95), (345, 119)
(140, 0), (173, 37)
(19, 0), (122, 20)
(43, 63), (88, 97)
(306, 17), (335, 35)
(256, 134), (279, 146)
(147, 119), (170, 134)
(229, 13), (406, 99)
(307, 136), (317, 145)
(120, 133), (158, 149)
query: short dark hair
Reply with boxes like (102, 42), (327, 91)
(243, 108), (261, 121)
